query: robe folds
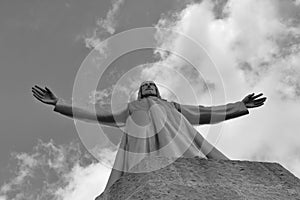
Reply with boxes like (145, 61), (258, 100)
(54, 96), (249, 192)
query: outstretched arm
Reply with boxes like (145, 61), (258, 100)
(172, 93), (266, 125)
(32, 85), (128, 127)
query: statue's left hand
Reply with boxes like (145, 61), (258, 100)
(242, 93), (267, 108)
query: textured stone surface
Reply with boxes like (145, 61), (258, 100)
(98, 157), (300, 200)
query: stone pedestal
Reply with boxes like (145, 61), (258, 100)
(98, 157), (300, 200)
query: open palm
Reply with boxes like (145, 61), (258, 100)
(242, 93), (267, 108)
(32, 85), (58, 106)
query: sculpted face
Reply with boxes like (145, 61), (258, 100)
(140, 81), (158, 98)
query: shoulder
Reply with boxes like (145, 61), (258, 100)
(156, 98), (181, 112)
(169, 101), (181, 112)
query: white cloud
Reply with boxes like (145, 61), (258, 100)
(80, 0), (125, 51)
(55, 163), (110, 200)
(141, 0), (300, 178)
(90, 145), (117, 168)
(97, 0), (125, 35)
(0, 196), (6, 200)
(0, 140), (110, 200)
(89, 88), (113, 105)
(294, 0), (300, 6)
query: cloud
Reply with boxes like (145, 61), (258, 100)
(149, 0), (300, 100)
(54, 163), (110, 200)
(139, 0), (300, 178)
(97, 0), (125, 35)
(75, 0), (300, 182)
(89, 88), (113, 105)
(294, 0), (300, 6)
(0, 196), (6, 200)
(0, 140), (111, 200)
(90, 145), (117, 168)
(80, 0), (125, 52)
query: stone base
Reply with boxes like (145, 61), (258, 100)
(97, 157), (300, 200)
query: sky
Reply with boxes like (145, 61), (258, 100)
(0, 0), (300, 199)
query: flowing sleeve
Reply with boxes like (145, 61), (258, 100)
(53, 99), (129, 127)
(171, 101), (249, 125)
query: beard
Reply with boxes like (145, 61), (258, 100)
(140, 92), (158, 99)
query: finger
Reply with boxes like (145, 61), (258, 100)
(33, 94), (45, 103)
(251, 102), (264, 108)
(45, 87), (52, 93)
(253, 97), (267, 104)
(253, 102), (264, 107)
(256, 97), (267, 102)
(33, 93), (42, 100)
(34, 85), (47, 93)
(32, 87), (45, 97)
(248, 93), (255, 97)
(32, 91), (45, 99)
(252, 93), (263, 99)
(32, 91), (44, 99)
(32, 88), (43, 96)
(254, 102), (264, 107)
(245, 93), (253, 99)
(243, 94), (251, 102)
(33, 87), (46, 96)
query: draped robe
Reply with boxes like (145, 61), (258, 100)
(53, 96), (249, 194)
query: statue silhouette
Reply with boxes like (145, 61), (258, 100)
(32, 81), (266, 199)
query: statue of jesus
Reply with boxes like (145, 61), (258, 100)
(32, 81), (266, 198)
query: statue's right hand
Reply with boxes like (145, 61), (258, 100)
(31, 85), (58, 106)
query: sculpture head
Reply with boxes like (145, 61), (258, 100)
(137, 81), (161, 100)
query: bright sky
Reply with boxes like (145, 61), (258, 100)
(1, 0), (300, 199)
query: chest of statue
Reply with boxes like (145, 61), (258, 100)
(124, 97), (173, 137)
